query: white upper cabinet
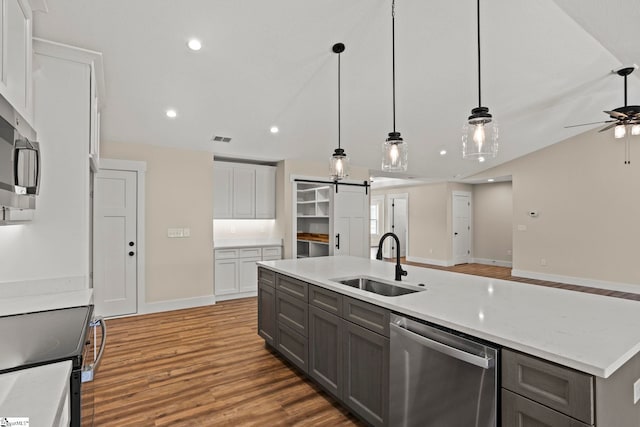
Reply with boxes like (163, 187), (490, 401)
(0, 0), (33, 125)
(213, 161), (276, 219)
(255, 165), (276, 218)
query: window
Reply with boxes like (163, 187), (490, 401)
(370, 205), (378, 235)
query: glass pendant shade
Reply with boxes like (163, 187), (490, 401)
(631, 124), (640, 136)
(462, 107), (498, 160)
(330, 148), (349, 180)
(614, 124), (627, 139)
(382, 132), (408, 172)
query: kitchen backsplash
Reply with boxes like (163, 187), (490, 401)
(213, 219), (282, 240)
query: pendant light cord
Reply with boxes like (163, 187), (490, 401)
(338, 51), (341, 149)
(477, 0), (482, 108)
(392, 0), (397, 132)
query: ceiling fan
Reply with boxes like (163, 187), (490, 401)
(566, 65), (640, 164)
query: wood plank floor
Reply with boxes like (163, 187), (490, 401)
(87, 298), (364, 427)
(86, 263), (639, 426)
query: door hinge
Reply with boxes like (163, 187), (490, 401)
(468, 202), (470, 206)
(468, 250), (470, 254)
(468, 226), (470, 230)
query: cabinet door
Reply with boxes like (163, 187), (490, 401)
(309, 306), (343, 399)
(343, 320), (389, 427)
(214, 259), (238, 295)
(213, 163), (234, 218)
(255, 165), (276, 219)
(502, 389), (590, 427)
(4, 0), (32, 118)
(238, 256), (260, 292)
(258, 281), (276, 346)
(232, 167), (256, 218)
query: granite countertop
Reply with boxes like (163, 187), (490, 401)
(259, 256), (640, 378)
(214, 238), (283, 249)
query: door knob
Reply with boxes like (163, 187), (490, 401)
(128, 251), (135, 256)
(454, 232), (458, 236)
(129, 241), (135, 247)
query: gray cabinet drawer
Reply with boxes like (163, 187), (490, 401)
(502, 349), (594, 425)
(276, 290), (308, 337)
(276, 274), (308, 301)
(239, 247), (262, 258)
(277, 322), (308, 373)
(258, 267), (275, 287)
(343, 296), (390, 337)
(262, 246), (282, 259)
(310, 285), (343, 316)
(502, 389), (591, 427)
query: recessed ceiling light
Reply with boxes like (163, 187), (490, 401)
(487, 178), (495, 182)
(439, 149), (447, 156)
(270, 126), (279, 134)
(166, 109), (177, 118)
(187, 39), (202, 51)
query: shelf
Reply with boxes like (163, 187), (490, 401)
(296, 200), (317, 205)
(297, 239), (329, 245)
(297, 215), (329, 218)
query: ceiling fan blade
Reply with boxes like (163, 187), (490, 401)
(564, 120), (611, 129)
(604, 110), (628, 119)
(598, 122), (619, 132)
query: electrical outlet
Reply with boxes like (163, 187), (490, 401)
(540, 258), (547, 266)
(634, 378), (640, 404)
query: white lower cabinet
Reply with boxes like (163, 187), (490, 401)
(215, 246), (282, 300)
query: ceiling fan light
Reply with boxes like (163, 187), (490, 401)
(330, 148), (349, 181)
(631, 124), (640, 136)
(382, 132), (408, 172)
(614, 124), (627, 139)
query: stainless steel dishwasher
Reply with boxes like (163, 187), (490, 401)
(390, 314), (498, 427)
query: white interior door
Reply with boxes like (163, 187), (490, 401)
(94, 169), (137, 317)
(333, 185), (369, 258)
(453, 192), (471, 265)
(384, 194), (408, 259)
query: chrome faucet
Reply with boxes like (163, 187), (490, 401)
(376, 232), (408, 281)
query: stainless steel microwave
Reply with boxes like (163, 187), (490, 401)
(0, 95), (39, 213)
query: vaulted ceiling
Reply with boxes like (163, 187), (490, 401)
(33, 0), (640, 180)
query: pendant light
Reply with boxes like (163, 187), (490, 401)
(381, 0), (408, 172)
(330, 42), (349, 180)
(462, 0), (498, 161)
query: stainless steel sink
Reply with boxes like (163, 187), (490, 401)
(332, 276), (425, 297)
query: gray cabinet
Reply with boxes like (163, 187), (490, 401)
(309, 305), (343, 399)
(502, 389), (590, 427)
(502, 349), (594, 426)
(258, 271), (390, 426)
(257, 281), (276, 346)
(343, 320), (389, 427)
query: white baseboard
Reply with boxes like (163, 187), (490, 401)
(405, 256), (454, 267)
(215, 291), (257, 302)
(472, 258), (513, 268)
(512, 269), (640, 294)
(138, 294), (217, 315)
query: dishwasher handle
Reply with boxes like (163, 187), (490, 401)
(390, 322), (494, 369)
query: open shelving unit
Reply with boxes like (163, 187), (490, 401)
(295, 183), (331, 258)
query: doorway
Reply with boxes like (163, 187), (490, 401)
(452, 191), (472, 265)
(93, 159), (146, 317)
(384, 193), (408, 259)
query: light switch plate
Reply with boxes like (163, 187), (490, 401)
(183, 228), (191, 237)
(634, 378), (640, 404)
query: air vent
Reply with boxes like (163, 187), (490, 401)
(212, 135), (232, 143)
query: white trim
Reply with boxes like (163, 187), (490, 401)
(406, 256), (454, 267)
(215, 291), (257, 302)
(384, 192), (409, 259)
(136, 294), (216, 316)
(472, 258), (513, 268)
(97, 158), (147, 316)
(512, 269), (640, 294)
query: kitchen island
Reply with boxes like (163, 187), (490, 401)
(257, 256), (640, 427)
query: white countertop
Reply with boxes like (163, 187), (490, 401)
(214, 238), (283, 249)
(259, 256), (640, 378)
(0, 289), (93, 317)
(0, 361), (71, 426)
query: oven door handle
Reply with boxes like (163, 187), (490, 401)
(390, 322), (494, 369)
(82, 316), (107, 382)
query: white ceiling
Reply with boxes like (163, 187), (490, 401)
(32, 0), (640, 181)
